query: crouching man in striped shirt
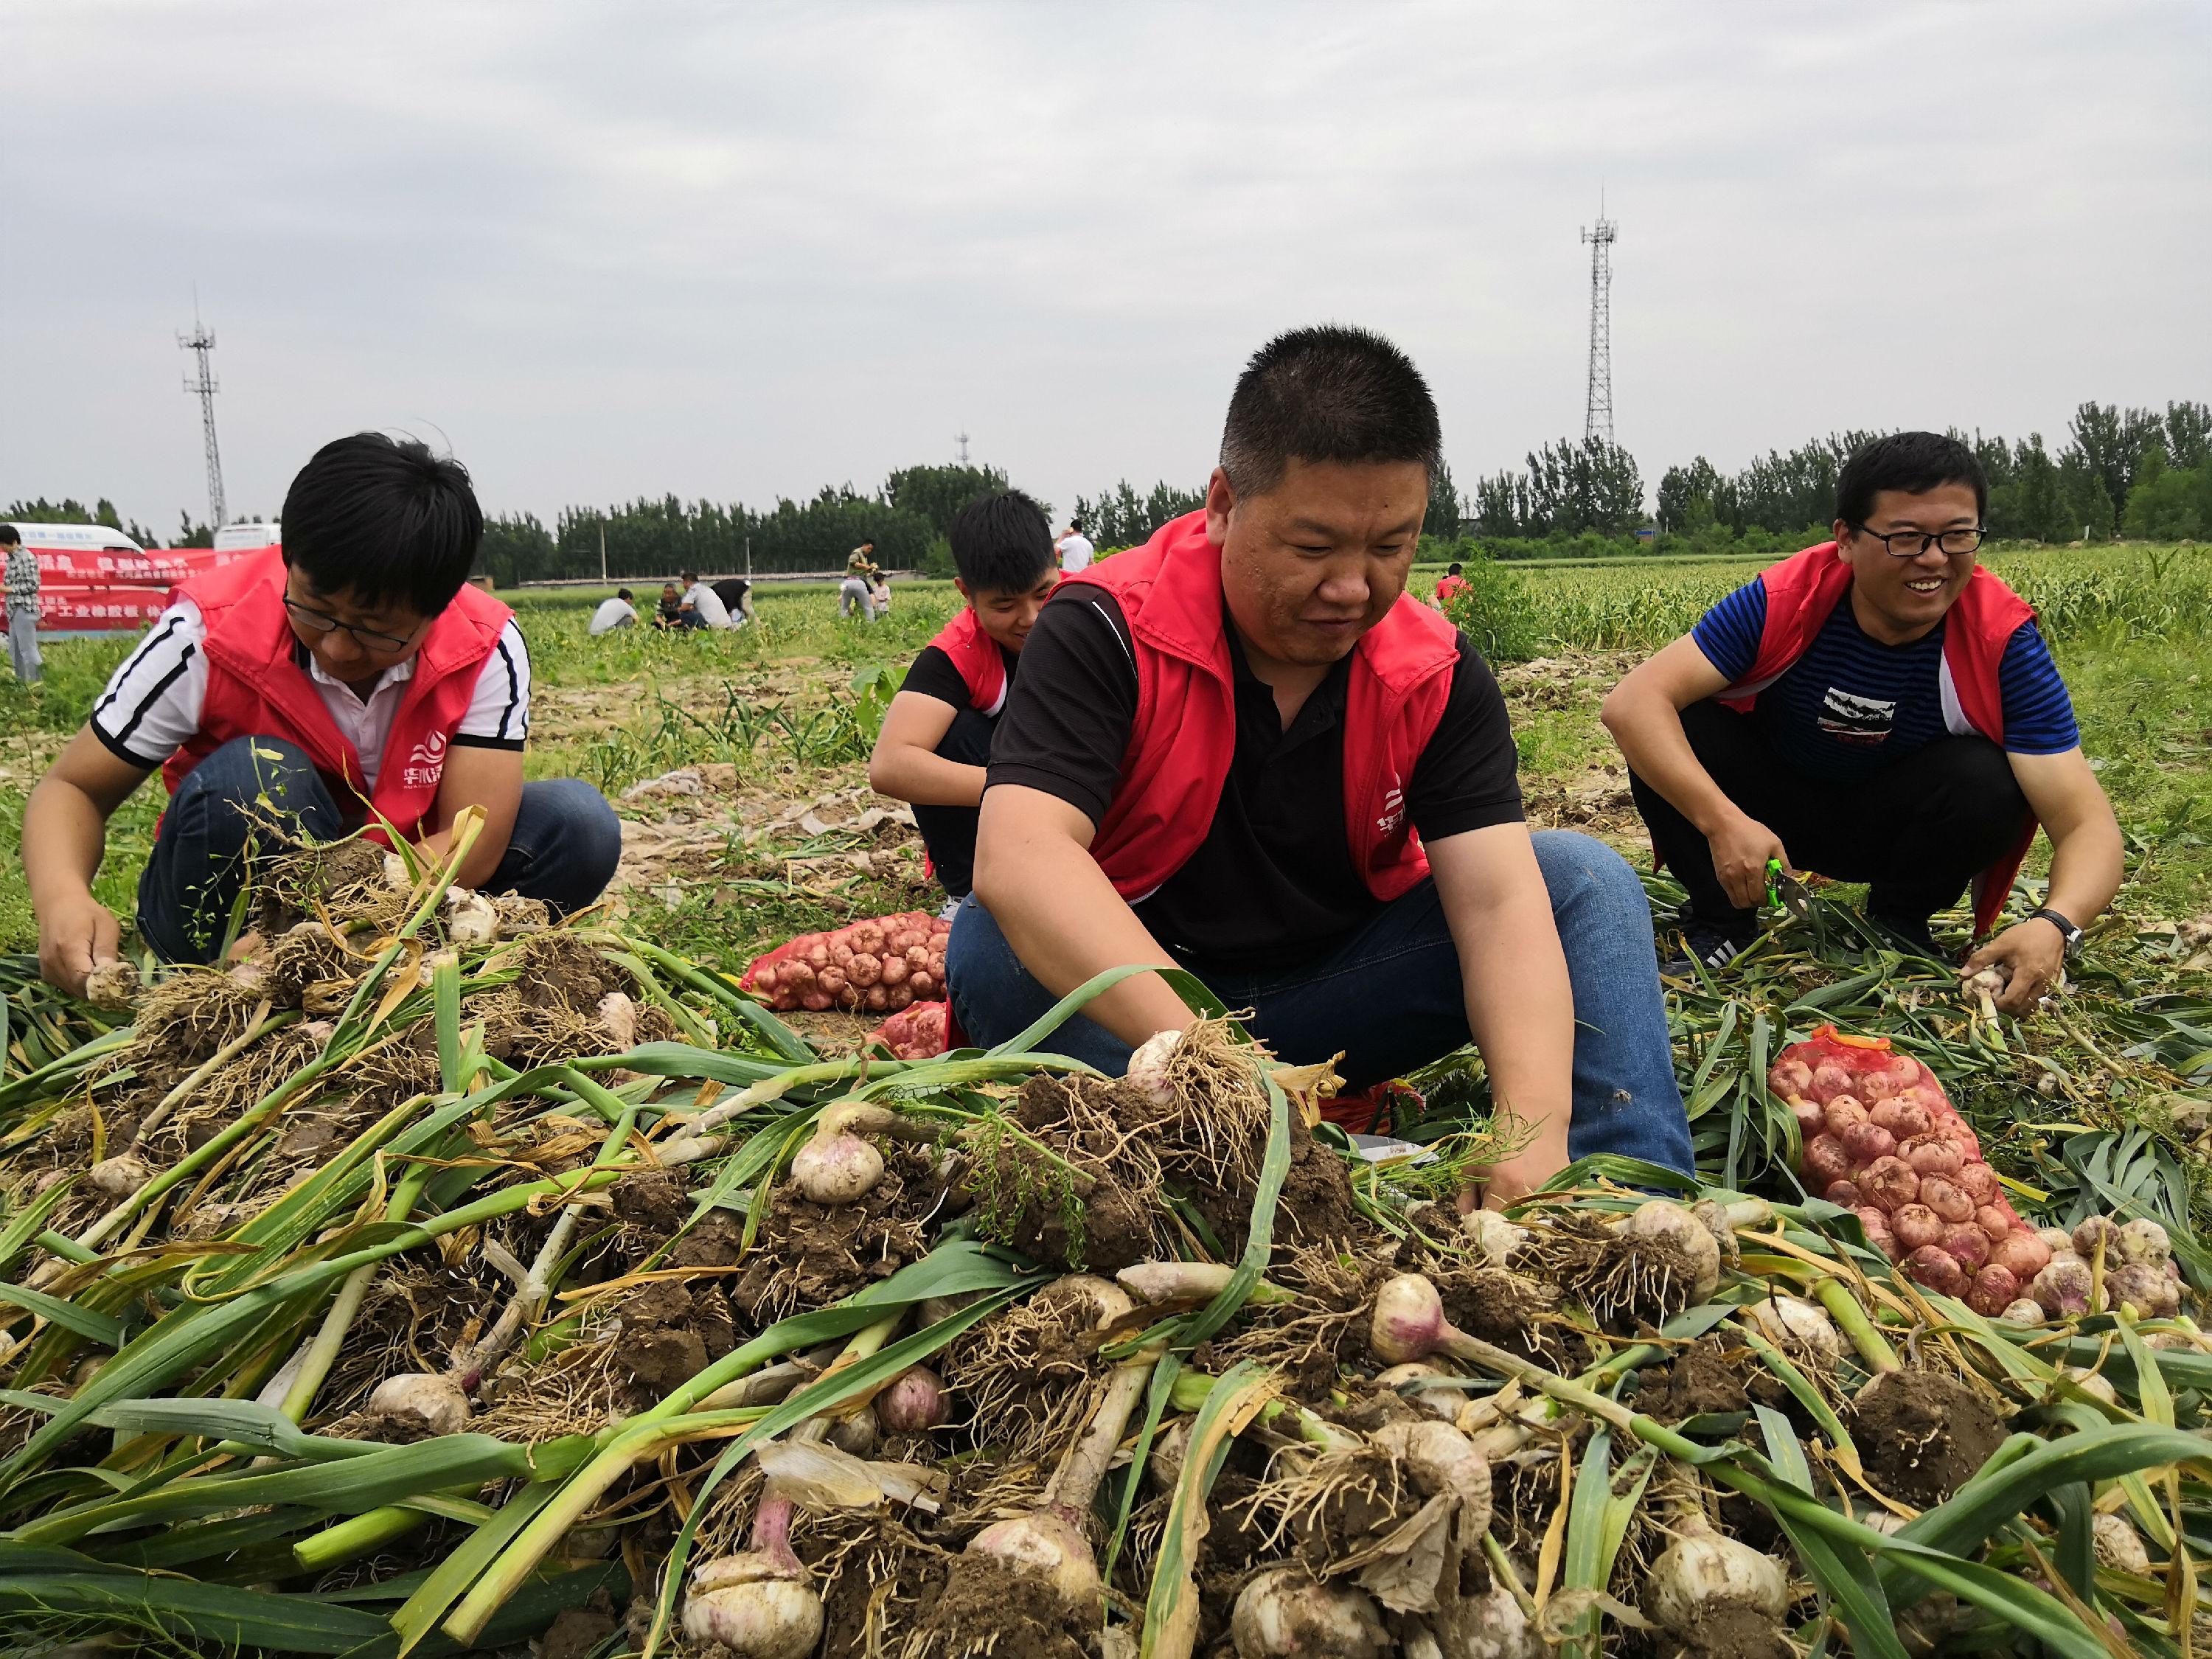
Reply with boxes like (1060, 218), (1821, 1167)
(25, 433), (622, 996)
(1602, 431), (2123, 1012)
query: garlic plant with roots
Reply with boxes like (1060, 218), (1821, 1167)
(1643, 1509), (1790, 1645)
(1368, 1419), (1492, 1528)
(874, 1364), (948, 1433)
(1124, 1027), (1183, 1107)
(788, 1105), (886, 1206)
(2093, 1512), (2152, 1575)
(87, 1152), (152, 1198)
(1231, 1566), (1391, 1658)
(443, 888), (499, 946)
(681, 1495), (823, 1659)
(595, 991), (637, 1053)
(1610, 1200), (1723, 1301)
(961, 1347), (1163, 1618)
(80, 958), (141, 1012)
(1746, 1294), (1843, 1367)
(1459, 1208), (1526, 1268)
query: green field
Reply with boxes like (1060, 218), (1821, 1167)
(1, 543), (2208, 970)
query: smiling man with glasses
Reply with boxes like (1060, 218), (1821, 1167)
(24, 433), (622, 994)
(1602, 431), (2123, 1009)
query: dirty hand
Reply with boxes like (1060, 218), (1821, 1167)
(1464, 1119), (1571, 1211)
(1961, 919), (2067, 1015)
(38, 891), (121, 1000)
(1705, 813), (1790, 912)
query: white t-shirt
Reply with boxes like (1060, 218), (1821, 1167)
(684, 582), (731, 628)
(1057, 533), (1095, 573)
(588, 597), (638, 636)
(91, 597), (532, 790)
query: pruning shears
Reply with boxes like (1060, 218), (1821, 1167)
(1767, 857), (1826, 949)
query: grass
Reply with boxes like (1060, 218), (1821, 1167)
(0, 546), (2207, 971)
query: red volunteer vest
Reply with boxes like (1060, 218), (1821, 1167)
(928, 605), (1012, 716)
(1065, 511), (1460, 903)
(1716, 541), (2039, 936)
(162, 549), (513, 845)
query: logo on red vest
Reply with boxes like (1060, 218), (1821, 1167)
(1376, 785), (1406, 837)
(402, 729), (449, 790)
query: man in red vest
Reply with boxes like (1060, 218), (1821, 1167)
(26, 434), (621, 995)
(866, 490), (1060, 908)
(1603, 432), (2121, 1012)
(946, 326), (1692, 1201)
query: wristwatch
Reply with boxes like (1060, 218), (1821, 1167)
(2026, 906), (2084, 957)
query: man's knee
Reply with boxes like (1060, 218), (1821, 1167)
(1531, 830), (1647, 910)
(1910, 739), (2030, 839)
(518, 779), (622, 897)
(167, 736), (329, 837)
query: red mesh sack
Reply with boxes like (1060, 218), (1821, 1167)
(742, 911), (952, 1014)
(866, 1001), (950, 1060)
(1770, 1024), (2047, 1311)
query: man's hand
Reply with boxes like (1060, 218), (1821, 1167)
(1466, 1116), (1571, 1211)
(38, 890), (120, 999)
(1707, 813), (1790, 911)
(1961, 918), (2067, 1015)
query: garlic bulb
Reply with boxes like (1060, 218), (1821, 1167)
(2093, 1513), (2152, 1575)
(88, 1153), (152, 1197)
(1644, 1521), (1789, 1639)
(683, 1498), (823, 1659)
(789, 1123), (884, 1206)
(1376, 1363), (1463, 1422)
(1611, 1200), (1722, 1300)
(366, 1371), (470, 1437)
(1369, 1419), (1492, 1523)
(965, 1508), (1100, 1609)
(1231, 1567), (1391, 1658)
(1460, 1208), (1526, 1267)
(596, 991), (638, 1052)
(443, 888), (498, 945)
(1124, 1028), (1182, 1107)
(81, 959), (141, 1011)
(1747, 1295), (1843, 1366)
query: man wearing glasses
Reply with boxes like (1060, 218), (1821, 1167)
(24, 433), (621, 995)
(1602, 431), (2121, 1012)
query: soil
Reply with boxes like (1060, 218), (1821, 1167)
(1852, 1369), (2007, 1508)
(536, 1604), (619, 1659)
(614, 1279), (732, 1390)
(808, 1514), (949, 1655)
(256, 838), (390, 936)
(1226, 1118), (1360, 1252)
(1635, 1340), (1753, 1422)
(611, 1168), (689, 1238)
(1655, 1603), (1792, 1659)
(909, 1551), (1103, 1659)
(729, 1146), (933, 1323)
(1525, 1213), (1705, 1331)
(507, 932), (627, 1014)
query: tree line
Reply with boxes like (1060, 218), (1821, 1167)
(16, 398), (2207, 585)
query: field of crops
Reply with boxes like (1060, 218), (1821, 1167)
(0, 544), (2207, 1655)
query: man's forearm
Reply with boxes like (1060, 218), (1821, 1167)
(1605, 696), (1743, 835)
(24, 779), (109, 908)
(2043, 816), (2124, 930)
(1455, 893), (1576, 1152)
(973, 827), (1188, 1046)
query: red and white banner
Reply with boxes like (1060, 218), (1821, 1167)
(22, 542), (274, 633)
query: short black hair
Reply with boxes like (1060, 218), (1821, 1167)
(1220, 324), (1442, 497)
(680, 569), (700, 584)
(1069, 516), (1084, 532)
(860, 538), (875, 549)
(616, 588), (634, 600)
(1447, 561), (1463, 574)
(1836, 432), (1988, 526)
(0, 524), (18, 546)
(949, 490), (1055, 594)
(281, 434), (481, 617)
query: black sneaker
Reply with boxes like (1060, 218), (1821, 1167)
(1662, 918), (1756, 975)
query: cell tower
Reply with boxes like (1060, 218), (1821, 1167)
(1579, 200), (1618, 445)
(178, 302), (227, 529)
(955, 429), (971, 467)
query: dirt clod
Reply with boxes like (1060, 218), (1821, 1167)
(911, 1551), (1102, 1659)
(1852, 1369), (2006, 1507)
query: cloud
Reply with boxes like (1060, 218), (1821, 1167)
(2, 1), (2205, 532)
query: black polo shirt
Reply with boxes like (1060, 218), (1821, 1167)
(986, 586), (1523, 970)
(902, 640), (1018, 713)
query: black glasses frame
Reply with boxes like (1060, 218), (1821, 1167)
(282, 596), (419, 653)
(1849, 524), (1986, 560)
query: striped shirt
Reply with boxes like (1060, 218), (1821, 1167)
(1691, 579), (2078, 782)
(91, 597), (532, 787)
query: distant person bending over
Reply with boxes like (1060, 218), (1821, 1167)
(950, 326), (1691, 1202)
(653, 583), (684, 630)
(589, 588), (639, 636)
(1602, 431), (2122, 1009)
(841, 539), (880, 620)
(1433, 561), (1469, 608)
(678, 570), (731, 630)
(1, 524), (39, 685)
(711, 576), (755, 627)
(1054, 518), (1094, 574)
(867, 491), (1058, 908)
(24, 433), (622, 995)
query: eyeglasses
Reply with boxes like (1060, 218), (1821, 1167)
(1851, 524), (1986, 559)
(283, 596), (419, 653)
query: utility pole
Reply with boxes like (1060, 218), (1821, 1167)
(955, 430), (970, 467)
(178, 295), (227, 529)
(599, 522), (608, 583)
(1579, 198), (1618, 445)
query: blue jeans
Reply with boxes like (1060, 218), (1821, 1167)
(137, 735), (624, 964)
(945, 828), (1693, 1173)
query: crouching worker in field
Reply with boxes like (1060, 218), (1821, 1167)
(947, 326), (1691, 1202)
(1601, 431), (2122, 1012)
(24, 433), (622, 996)
(866, 490), (1059, 910)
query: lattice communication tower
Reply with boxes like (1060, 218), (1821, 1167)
(955, 430), (971, 467)
(178, 309), (227, 530)
(1579, 204), (1618, 444)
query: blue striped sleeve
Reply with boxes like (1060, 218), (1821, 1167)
(1997, 622), (2079, 754)
(1689, 579), (1767, 683)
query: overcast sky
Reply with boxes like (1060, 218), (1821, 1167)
(4, 2), (2208, 536)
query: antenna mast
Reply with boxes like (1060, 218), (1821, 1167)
(178, 298), (227, 529)
(955, 430), (971, 467)
(1579, 200), (1617, 445)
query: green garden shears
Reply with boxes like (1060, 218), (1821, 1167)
(1767, 857), (1825, 947)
